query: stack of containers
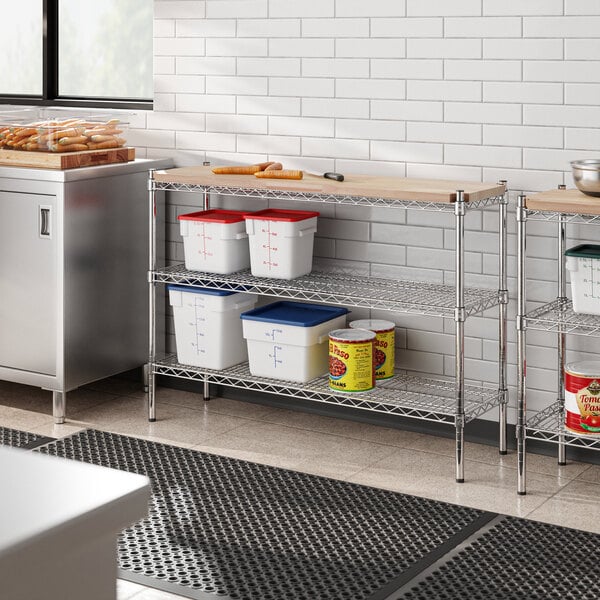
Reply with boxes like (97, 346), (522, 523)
(244, 209), (320, 279)
(169, 285), (257, 369)
(241, 301), (348, 382)
(175, 204), (328, 380)
(178, 209), (251, 274)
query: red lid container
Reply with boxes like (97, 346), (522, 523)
(178, 209), (250, 224)
(244, 208), (319, 222)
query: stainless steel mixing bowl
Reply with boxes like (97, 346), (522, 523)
(571, 159), (600, 197)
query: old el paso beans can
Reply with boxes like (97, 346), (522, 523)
(329, 328), (376, 393)
(349, 319), (395, 380)
(565, 361), (600, 435)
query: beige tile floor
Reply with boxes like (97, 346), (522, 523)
(1, 376), (599, 600)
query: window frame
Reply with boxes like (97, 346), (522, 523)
(0, 0), (152, 110)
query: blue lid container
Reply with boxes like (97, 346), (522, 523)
(167, 284), (237, 297)
(240, 301), (348, 327)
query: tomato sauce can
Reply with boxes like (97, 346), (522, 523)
(565, 361), (600, 435)
(349, 319), (395, 380)
(329, 328), (376, 393)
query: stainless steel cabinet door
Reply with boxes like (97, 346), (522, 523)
(0, 191), (57, 375)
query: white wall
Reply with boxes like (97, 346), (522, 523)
(135, 0), (600, 423)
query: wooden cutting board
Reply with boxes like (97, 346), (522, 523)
(154, 165), (506, 203)
(526, 187), (600, 215)
(0, 147), (135, 170)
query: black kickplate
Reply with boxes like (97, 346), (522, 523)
(400, 515), (600, 600)
(38, 429), (495, 600)
(0, 425), (54, 450)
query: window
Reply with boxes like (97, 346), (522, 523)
(0, 0), (152, 109)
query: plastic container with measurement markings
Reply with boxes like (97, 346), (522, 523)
(241, 301), (347, 382)
(178, 209), (251, 274)
(244, 209), (319, 280)
(169, 285), (257, 369)
(565, 244), (600, 315)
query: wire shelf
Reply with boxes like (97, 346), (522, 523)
(152, 266), (500, 318)
(526, 298), (600, 337)
(153, 180), (503, 212)
(527, 402), (600, 450)
(152, 356), (502, 425)
(526, 210), (600, 224)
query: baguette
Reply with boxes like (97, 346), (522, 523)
(255, 169), (303, 180)
(212, 164), (263, 175)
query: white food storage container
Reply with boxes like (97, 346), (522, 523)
(244, 209), (319, 280)
(241, 301), (348, 382)
(169, 285), (257, 369)
(178, 209), (251, 274)
(565, 244), (600, 315)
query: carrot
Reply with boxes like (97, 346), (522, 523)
(37, 127), (85, 143)
(264, 162), (282, 171)
(58, 135), (88, 146)
(212, 164), (263, 175)
(14, 135), (37, 148)
(89, 134), (117, 143)
(255, 169), (303, 180)
(11, 127), (37, 140)
(86, 139), (120, 150)
(84, 126), (122, 136)
(256, 161), (275, 170)
(49, 143), (89, 152)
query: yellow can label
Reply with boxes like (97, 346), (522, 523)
(329, 338), (375, 392)
(374, 329), (395, 380)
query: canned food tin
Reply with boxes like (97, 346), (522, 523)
(329, 328), (376, 393)
(565, 361), (600, 435)
(349, 319), (395, 380)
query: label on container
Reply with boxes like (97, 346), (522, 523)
(329, 329), (375, 393)
(349, 320), (395, 380)
(565, 362), (600, 434)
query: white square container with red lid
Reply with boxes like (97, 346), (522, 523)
(244, 209), (319, 280)
(178, 209), (251, 274)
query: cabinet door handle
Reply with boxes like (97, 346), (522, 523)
(40, 206), (51, 237)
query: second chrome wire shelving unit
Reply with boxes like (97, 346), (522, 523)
(517, 187), (600, 494)
(148, 167), (509, 482)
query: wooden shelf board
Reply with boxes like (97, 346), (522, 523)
(526, 187), (600, 216)
(154, 165), (505, 203)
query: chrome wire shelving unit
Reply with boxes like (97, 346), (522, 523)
(527, 403), (600, 451)
(152, 265), (500, 318)
(516, 186), (600, 494)
(148, 166), (509, 483)
(154, 355), (502, 425)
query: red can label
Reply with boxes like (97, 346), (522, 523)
(565, 369), (600, 434)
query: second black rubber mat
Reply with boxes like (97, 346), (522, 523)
(37, 429), (494, 600)
(400, 515), (600, 600)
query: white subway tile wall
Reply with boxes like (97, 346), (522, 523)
(137, 0), (600, 424)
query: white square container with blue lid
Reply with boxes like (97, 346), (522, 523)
(241, 301), (348, 382)
(169, 285), (257, 369)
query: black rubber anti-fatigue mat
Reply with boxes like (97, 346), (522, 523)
(0, 425), (54, 450)
(397, 514), (600, 600)
(37, 429), (495, 600)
